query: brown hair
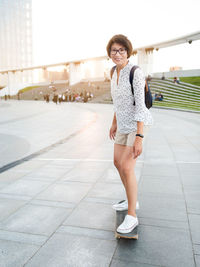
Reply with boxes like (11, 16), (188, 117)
(106, 34), (133, 58)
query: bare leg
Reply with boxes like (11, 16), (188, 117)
(114, 144), (137, 217)
(121, 155), (137, 217)
(114, 144), (127, 188)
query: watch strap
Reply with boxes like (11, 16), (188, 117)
(135, 134), (144, 138)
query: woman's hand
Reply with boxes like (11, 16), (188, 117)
(109, 124), (117, 140)
(133, 137), (143, 159)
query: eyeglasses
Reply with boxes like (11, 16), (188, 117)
(110, 48), (127, 56)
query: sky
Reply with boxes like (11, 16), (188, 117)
(32, 0), (200, 72)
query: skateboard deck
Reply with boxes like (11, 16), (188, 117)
(115, 209), (138, 239)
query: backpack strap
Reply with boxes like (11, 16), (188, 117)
(110, 66), (117, 79)
(145, 80), (149, 92)
(129, 65), (139, 95)
(130, 65), (149, 93)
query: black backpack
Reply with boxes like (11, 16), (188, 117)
(110, 65), (152, 109)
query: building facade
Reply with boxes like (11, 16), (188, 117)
(0, 0), (33, 92)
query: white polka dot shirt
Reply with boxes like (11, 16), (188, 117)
(111, 61), (153, 134)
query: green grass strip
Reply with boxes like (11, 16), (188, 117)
(19, 86), (40, 94)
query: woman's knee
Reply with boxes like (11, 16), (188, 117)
(121, 164), (134, 176)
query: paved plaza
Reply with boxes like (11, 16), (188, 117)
(0, 100), (200, 267)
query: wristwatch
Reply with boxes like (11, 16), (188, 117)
(135, 134), (144, 138)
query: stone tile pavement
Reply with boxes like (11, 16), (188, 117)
(0, 100), (200, 266)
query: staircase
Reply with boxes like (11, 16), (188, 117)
(149, 78), (200, 112)
(8, 77), (200, 112)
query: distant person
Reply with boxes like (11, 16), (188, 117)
(83, 95), (88, 103)
(107, 34), (153, 234)
(161, 73), (165, 80)
(147, 75), (152, 82)
(173, 77), (180, 84)
(155, 92), (163, 101)
(75, 94), (81, 102)
(88, 91), (92, 100)
(152, 91), (156, 101)
(53, 94), (58, 104)
(58, 94), (62, 104)
(46, 94), (50, 103)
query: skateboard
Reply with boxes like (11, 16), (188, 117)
(115, 209), (138, 240)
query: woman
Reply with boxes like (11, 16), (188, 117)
(107, 34), (153, 233)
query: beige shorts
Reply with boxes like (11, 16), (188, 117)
(115, 126), (150, 147)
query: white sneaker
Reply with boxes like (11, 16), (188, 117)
(112, 200), (139, 211)
(117, 215), (138, 234)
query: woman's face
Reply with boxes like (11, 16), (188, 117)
(110, 43), (128, 67)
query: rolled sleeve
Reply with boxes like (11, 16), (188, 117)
(132, 68), (146, 122)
